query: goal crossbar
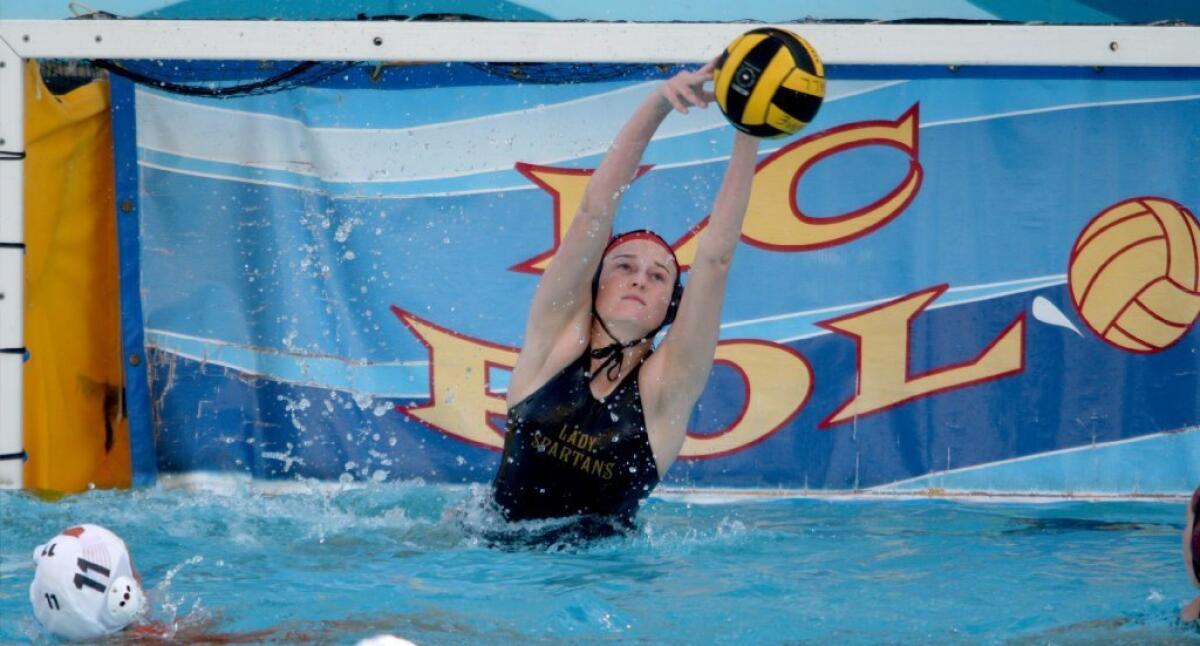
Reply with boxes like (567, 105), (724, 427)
(2, 20), (1200, 66)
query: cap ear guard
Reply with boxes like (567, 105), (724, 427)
(106, 575), (144, 625)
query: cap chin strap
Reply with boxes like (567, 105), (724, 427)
(589, 311), (659, 382)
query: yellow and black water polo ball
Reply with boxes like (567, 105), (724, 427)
(714, 28), (825, 138)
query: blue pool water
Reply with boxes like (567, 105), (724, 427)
(1, 482), (1197, 644)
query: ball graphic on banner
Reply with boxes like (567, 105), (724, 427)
(713, 27), (825, 138)
(1068, 197), (1200, 352)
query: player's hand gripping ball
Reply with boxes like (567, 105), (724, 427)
(714, 27), (825, 137)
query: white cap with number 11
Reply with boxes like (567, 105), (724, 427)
(29, 524), (145, 641)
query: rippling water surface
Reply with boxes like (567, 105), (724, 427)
(1, 482), (1196, 644)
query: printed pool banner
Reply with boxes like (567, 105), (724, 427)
(124, 63), (1200, 494)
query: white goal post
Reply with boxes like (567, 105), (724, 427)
(0, 19), (1198, 488)
(3, 21), (1200, 65)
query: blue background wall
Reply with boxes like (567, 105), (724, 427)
(105, 60), (1200, 494)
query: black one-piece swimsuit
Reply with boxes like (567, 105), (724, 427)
(492, 350), (661, 525)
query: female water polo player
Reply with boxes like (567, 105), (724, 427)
(1183, 485), (1200, 622)
(492, 60), (761, 527)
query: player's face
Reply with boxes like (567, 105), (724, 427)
(594, 239), (676, 334)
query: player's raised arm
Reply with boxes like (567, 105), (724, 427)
(647, 130), (759, 427)
(508, 64), (716, 402)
